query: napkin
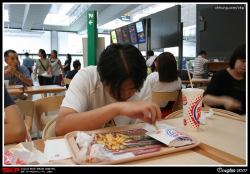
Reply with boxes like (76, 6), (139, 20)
(41, 72), (52, 78)
(44, 139), (72, 161)
(200, 108), (213, 124)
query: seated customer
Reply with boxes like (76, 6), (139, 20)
(4, 49), (33, 100)
(203, 44), (246, 115)
(55, 43), (162, 136)
(193, 50), (210, 79)
(4, 85), (27, 144)
(66, 60), (81, 89)
(147, 52), (182, 109)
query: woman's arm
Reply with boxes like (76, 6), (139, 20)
(55, 100), (161, 136)
(4, 104), (27, 144)
(203, 94), (242, 111)
(58, 60), (65, 75)
(47, 65), (52, 75)
(63, 63), (69, 68)
(33, 65), (38, 81)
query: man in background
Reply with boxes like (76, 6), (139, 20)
(4, 49), (33, 100)
(23, 52), (34, 76)
(65, 60), (81, 89)
(193, 50), (210, 79)
(146, 50), (156, 67)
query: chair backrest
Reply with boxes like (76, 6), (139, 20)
(63, 78), (71, 85)
(15, 100), (34, 134)
(34, 95), (65, 132)
(152, 91), (179, 103)
(152, 91), (179, 119)
(42, 117), (57, 139)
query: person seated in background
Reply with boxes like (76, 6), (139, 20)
(193, 50), (210, 79)
(55, 43), (161, 136)
(203, 44), (246, 115)
(66, 60), (81, 89)
(146, 50), (156, 67)
(4, 85), (27, 145)
(146, 50), (157, 75)
(147, 52), (182, 109)
(4, 49), (33, 100)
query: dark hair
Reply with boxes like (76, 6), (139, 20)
(67, 54), (72, 61)
(199, 50), (206, 55)
(51, 50), (58, 58)
(39, 49), (47, 58)
(25, 52), (29, 56)
(73, 60), (81, 69)
(157, 52), (178, 82)
(150, 58), (157, 72)
(147, 50), (154, 57)
(97, 43), (147, 99)
(229, 44), (246, 69)
(4, 49), (17, 59)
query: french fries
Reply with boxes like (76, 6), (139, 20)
(94, 133), (129, 151)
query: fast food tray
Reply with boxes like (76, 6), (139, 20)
(64, 123), (200, 165)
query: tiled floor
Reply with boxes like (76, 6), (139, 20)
(29, 74), (65, 140)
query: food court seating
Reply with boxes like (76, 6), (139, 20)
(63, 78), (71, 86)
(152, 91), (179, 119)
(42, 117), (57, 139)
(34, 95), (65, 139)
(15, 100), (34, 135)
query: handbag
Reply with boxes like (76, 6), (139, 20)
(39, 59), (52, 78)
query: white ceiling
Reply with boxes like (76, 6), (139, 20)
(3, 3), (196, 35)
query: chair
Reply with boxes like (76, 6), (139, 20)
(34, 95), (65, 139)
(152, 91), (179, 119)
(25, 130), (32, 142)
(63, 78), (71, 85)
(15, 100), (34, 135)
(42, 117), (57, 139)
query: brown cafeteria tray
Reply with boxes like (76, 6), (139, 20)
(64, 123), (200, 165)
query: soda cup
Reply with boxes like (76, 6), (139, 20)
(182, 88), (204, 131)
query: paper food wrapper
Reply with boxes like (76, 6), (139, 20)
(4, 142), (49, 165)
(75, 131), (113, 163)
(200, 108), (213, 124)
(145, 129), (192, 147)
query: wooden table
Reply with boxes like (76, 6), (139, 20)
(30, 109), (246, 166)
(7, 88), (24, 95)
(182, 78), (211, 87)
(24, 85), (67, 97)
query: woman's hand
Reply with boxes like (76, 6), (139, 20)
(223, 96), (242, 111)
(117, 100), (162, 125)
(33, 73), (37, 81)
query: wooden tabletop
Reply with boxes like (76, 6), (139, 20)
(7, 88), (23, 95)
(181, 78), (211, 84)
(31, 110), (246, 165)
(24, 85), (66, 95)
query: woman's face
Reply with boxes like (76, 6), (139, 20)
(105, 78), (137, 101)
(234, 58), (246, 74)
(51, 52), (56, 58)
(38, 51), (42, 57)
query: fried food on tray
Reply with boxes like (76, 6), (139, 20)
(94, 133), (129, 151)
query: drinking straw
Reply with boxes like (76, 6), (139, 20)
(186, 63), (193, 88)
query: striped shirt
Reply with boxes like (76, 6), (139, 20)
(193, 56), (209, 75)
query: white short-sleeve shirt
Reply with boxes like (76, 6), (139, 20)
(61, 66), (151, 127)
(147, 72), (182, 107)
